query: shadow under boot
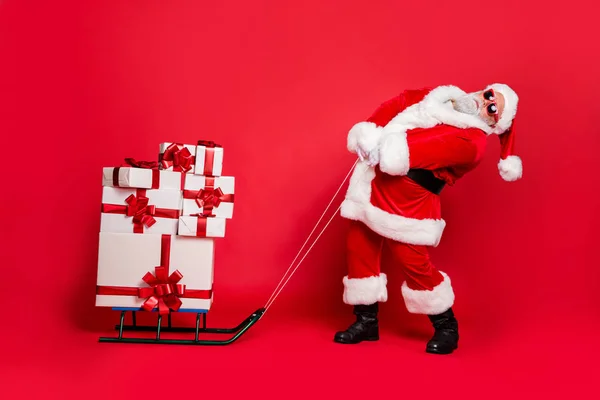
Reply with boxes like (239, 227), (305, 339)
(426, 307), (459, 354)
(334, 303), (379, 344)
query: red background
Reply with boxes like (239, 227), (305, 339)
(1, 0), (598, 398)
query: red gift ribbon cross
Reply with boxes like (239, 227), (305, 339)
(197, 140), (222, 176)
(194, 186), (234, 216)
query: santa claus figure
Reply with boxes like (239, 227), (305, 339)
(335, 83), (522, 354)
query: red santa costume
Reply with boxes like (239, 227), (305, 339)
(339, 84), (522, 317)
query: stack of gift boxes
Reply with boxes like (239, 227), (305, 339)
(95, 141), (234, 315)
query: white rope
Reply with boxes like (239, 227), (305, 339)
(262, 159), (358, 315)
(263, 160), (357, 311)
(262, 160), (355, 308)
(263, 203), (342, 314)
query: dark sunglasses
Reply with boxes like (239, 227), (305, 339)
(483, 89), (499, 123)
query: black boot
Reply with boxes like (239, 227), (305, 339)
(334, 303), (379, 344)
(426, 308), (459, 354)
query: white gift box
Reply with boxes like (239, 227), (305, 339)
(95, 232), (214, 312)
(102, 167), (184, 190)
(159, 142), (197, 174)
(178, 216), (226, 238)
(195, 141), (224, 176)
(182, 175), (235, 218)
(100, 187), (182, 234)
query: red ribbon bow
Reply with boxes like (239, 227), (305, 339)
(138, 266), (185, 315)
(194, 187), (234, 216)
(161, 143), (193, 173)
(124, 157), (159, 169)
(125, 194), (157, 228)
(197, 140), (222, 148)
(195, 187), (225, 208)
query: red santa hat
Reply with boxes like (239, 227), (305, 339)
(485, 83), (522, 182)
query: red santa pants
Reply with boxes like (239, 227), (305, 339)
(343, 220), (455, 315)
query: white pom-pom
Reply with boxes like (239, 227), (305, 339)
(498, 155), (522, 181)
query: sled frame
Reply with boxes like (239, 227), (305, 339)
(99, 307), (264, 345)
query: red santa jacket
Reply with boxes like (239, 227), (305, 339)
(341, 85), (496, 247)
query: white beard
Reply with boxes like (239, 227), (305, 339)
(452, 93), (479, 115)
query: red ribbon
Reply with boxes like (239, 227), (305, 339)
(112, 158), (160, 189)
(101, 189), (180, 233)
(124, 158), (159, 169)
(96, 234), (212, 314)
(197, 140), (222, 176)
(126, 193), (156, 232)
(196, 217), (208, 237)
(182, 178), (234, 217)
(160, 143), (194, 173)
(197, 140), (220, 148)
(138, 265), (185, 315)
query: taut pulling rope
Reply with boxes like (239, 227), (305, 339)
(262, 159), (358, 315)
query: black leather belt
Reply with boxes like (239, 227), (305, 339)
(406, 169), (446, 195)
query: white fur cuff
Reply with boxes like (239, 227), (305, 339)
(378, 130), (410, 175)
(347, 121), (382, 154)
(401, 271), (454, 315)
(343, 274), (388, 305)
(498, 156), (522, 181)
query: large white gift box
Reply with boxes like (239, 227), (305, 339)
(158, 142), (197, 174)
(178, 216), (227, 238)
(102, 167), (184, 190)
(182, 175), (235, 218)
(95, 232), (214, 312)
(195, 140), (224, 177)
(100, 187), (182, 234)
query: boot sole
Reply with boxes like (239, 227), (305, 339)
(334, 336), (379, 344)
(425, 344), (458, 354)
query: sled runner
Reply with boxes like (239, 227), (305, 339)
(99, 307), (265, 345)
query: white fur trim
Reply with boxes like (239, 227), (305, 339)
(498, 155), (522, 181)
(347, 121), (382, 154)
(374, 85), (494, 176)
(343, 273), (388, 305)
(340, 161), (446, 246)
(401, 271), (454, 315)
(340, 84), (497, 244)
(417, 86), (494, 134)
(378, 131), (410, 175)
(385, 85), (494, 134)
(485, 83), (519, 135)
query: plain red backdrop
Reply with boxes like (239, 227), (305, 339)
(1, 0), (598, 398)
